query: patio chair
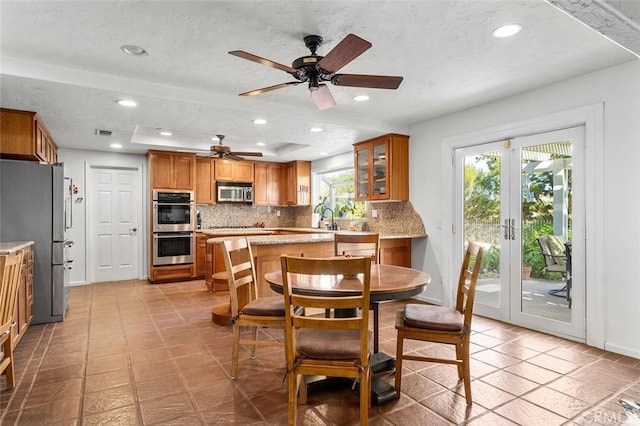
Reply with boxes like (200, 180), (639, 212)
(537, 235), (572, 306)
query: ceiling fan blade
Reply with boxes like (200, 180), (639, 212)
(229, 151), (264, 157)
(317, 34), (371, 73)
(332, 74), (403, 89)
(229, 50), (297, 74)
(239, 81), (301, 96)
(226, 154), (245, 161)
(311, 84), (336, 110)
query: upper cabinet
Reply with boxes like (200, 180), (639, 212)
(254, 162), (282, 206)
(196, 157), (216, 204)
(283, 160), (311, 206)
(214, 159), (254, 182)
(354, 133), (409, 202)
(0, 108), (58, 163)
(147, 150), (196, 190)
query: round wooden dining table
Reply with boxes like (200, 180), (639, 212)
(264, 263), (430, 302)
(264, 263), (430, 405)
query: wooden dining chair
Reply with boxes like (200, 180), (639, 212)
(221, 238), (285, 380)
(280, 255), (372, 426)
(332, 232), (383, 350)
(0, 251), (24, 390)
(334, 232), (380, 263)
(394, 242), (483, 405)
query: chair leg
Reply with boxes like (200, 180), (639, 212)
(250, 326), (258, 359)
(287, 371), (299, 426)
(455, 342), (464, 380)
(231, 323), (240, 379)
(298, 375), (308, 404)
(360, 368), (370, 426)
(461, 341), (472, 405)
(394, 332), (404, 396)
(2, 338), (15, 389)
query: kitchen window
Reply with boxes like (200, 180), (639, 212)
(314, 168), (365, 219)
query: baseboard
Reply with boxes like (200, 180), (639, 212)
(604, 343), (640, 360)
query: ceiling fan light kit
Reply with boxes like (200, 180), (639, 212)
(229, 33), (403, 110)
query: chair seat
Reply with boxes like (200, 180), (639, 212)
(241, 296), (285, 316)
(403, 304), (463, 332)
(296, 328), (373, 360)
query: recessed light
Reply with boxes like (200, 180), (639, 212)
(256, 142), (266, 146)
(160, 131), (172, 136)
(353, 95), (370, 102)
(120, 44), (148, 56)
(117, 99), (137, 107)
(110, 143), (122, 149)
(309, 127), (323, 133)
(252, 118), (267, 125)
(492, 23), (523, 38)
(320, 152), (328, 156)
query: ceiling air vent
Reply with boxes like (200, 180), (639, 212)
(94, 129), (112, 136)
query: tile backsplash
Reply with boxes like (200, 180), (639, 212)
(197, 201), (425, 235)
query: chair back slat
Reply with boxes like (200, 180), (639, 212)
(334, 233), (380, 263)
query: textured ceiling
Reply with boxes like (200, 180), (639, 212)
(0, 1), (637, 162)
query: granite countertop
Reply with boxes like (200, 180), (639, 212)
(266, 228), (428, 239)
(0, 241), (35, 254)
(199, 229), (275, 236)
(204, 229), (428, 245)
(207, 233), (334, 245)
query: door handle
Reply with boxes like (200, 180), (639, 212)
(130, 228), (137, 232)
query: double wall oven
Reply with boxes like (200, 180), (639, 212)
(152, 190), (195, 266)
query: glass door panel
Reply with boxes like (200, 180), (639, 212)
(510, 127), (585, 339)
(372, 143), (387, 198)
(459, 142), (509, 320)
(356, 147), (369, 199)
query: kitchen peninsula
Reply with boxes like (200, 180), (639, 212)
(203, 229), (426, 324)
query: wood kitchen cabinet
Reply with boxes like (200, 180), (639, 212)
(147, 150), (196, 190)
(282, 160), (311, 206)
(0, 108), (58, 163)
(196, 158), (216, 204)
(195, 232), (208, 278)
(380, 238), (411, 267)
(253, 162), (282, 206)
(151, 264), (195, 282)
(214, 159), (254, 182)
(354, 133), (409, 202)
(12, 246), (33, 347)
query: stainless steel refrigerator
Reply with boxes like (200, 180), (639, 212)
(0, 159), (73, 324)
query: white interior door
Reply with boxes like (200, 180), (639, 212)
(89, 166), (140, 282)
(455, 126), (585, 340)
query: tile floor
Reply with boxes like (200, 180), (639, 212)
(1, 279), (639, 425)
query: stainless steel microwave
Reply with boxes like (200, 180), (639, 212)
(217, 182), (253, 204)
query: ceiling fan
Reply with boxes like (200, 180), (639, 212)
(229, 33), (403, 110)
(201, 135), (263, 160)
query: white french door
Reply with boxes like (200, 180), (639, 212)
(454, 126), (585, 340)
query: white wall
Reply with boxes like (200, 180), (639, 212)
(57, 148), (148, 285)
(409, 59), (640, 358)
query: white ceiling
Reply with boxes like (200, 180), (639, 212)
(0, 1), (637, 162)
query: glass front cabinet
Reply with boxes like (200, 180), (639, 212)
(354, 133), (409, 202)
